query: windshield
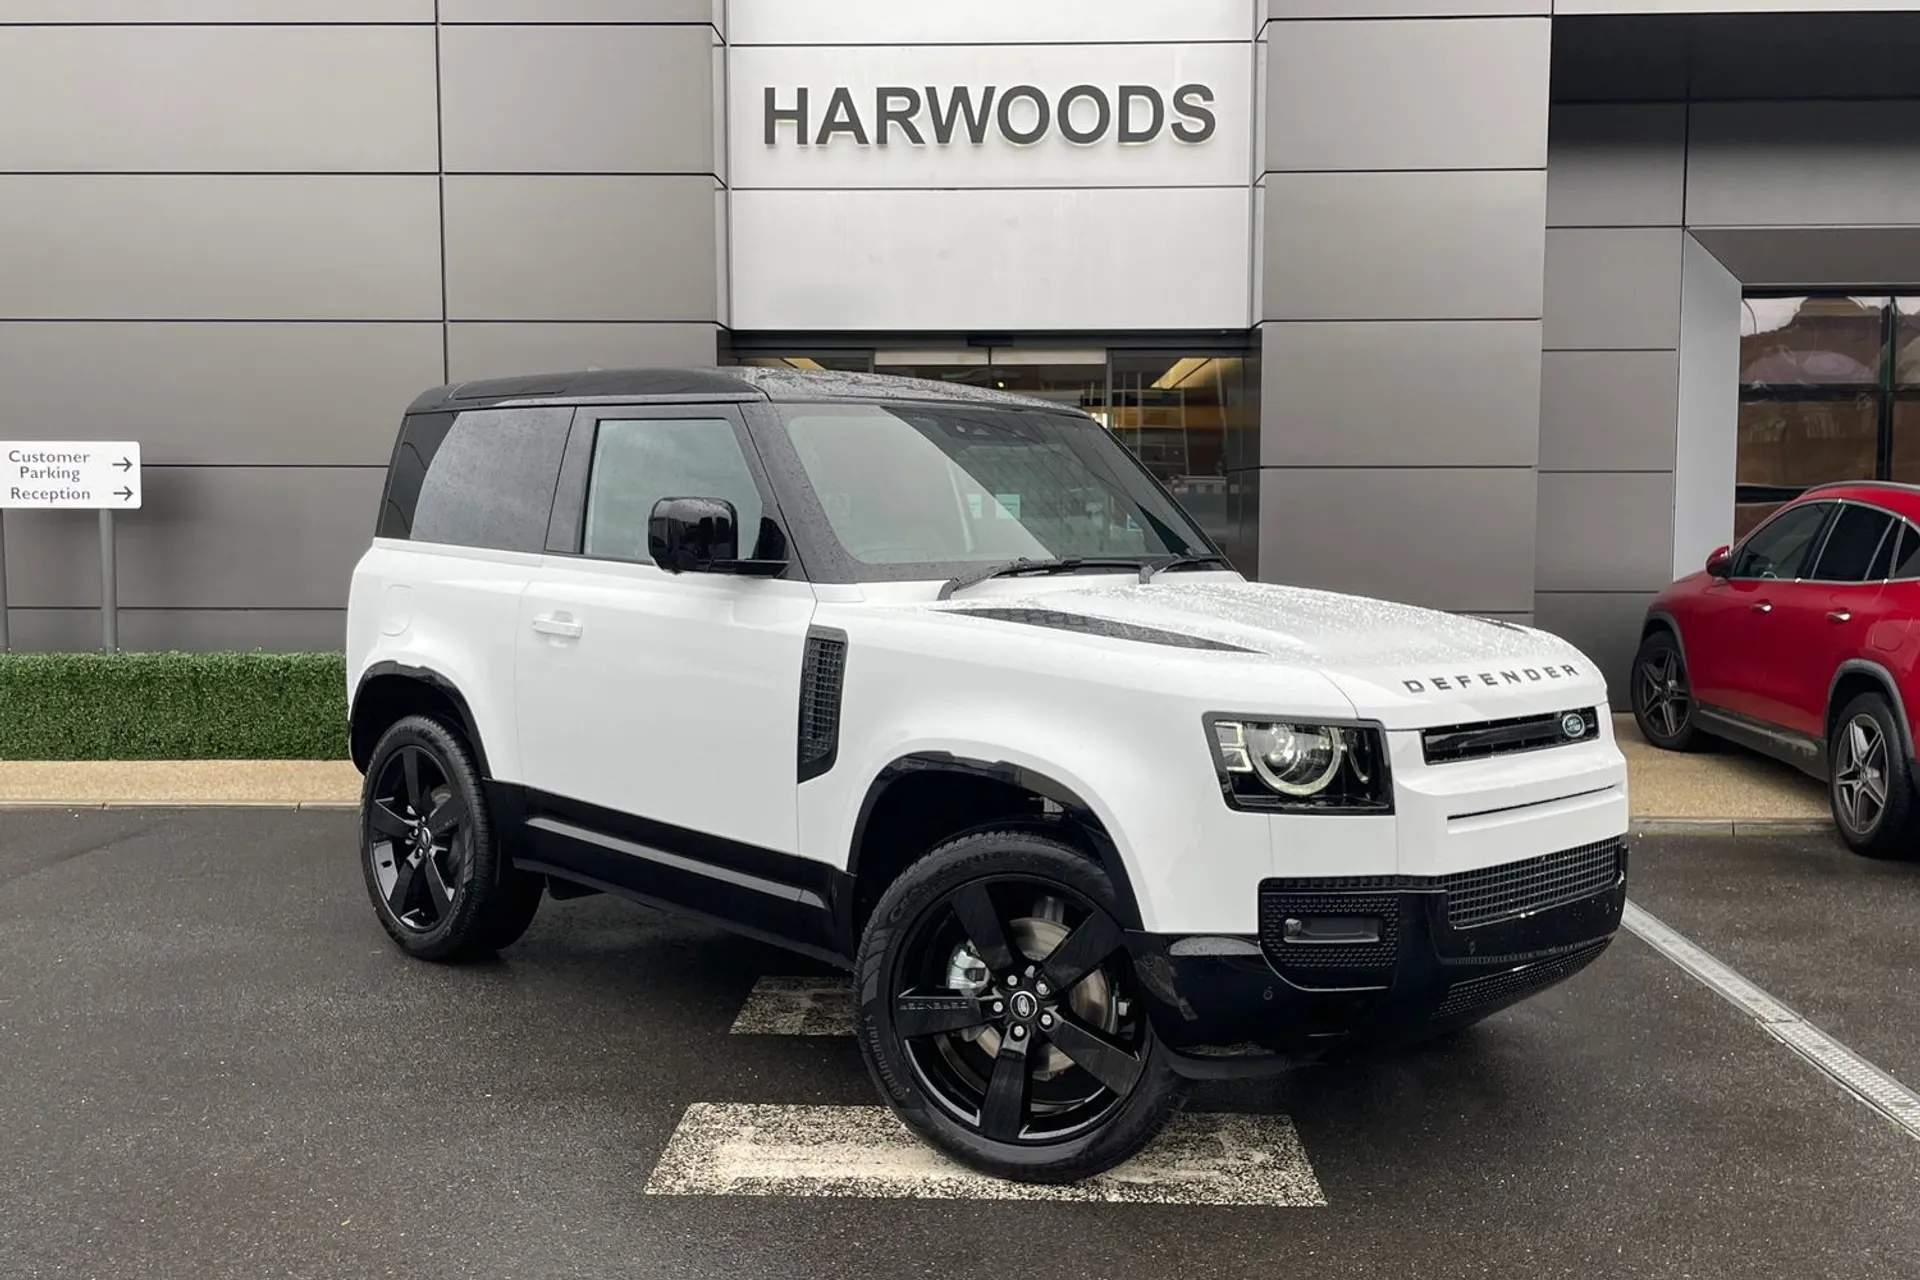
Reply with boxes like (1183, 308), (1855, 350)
(775, 401), (1215, 576)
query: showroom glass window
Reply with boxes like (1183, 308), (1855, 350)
(1737, 294), (1920, 539)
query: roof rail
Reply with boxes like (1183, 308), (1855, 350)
(1800, 479), (1920, 497)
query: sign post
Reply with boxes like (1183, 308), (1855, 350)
(0, 442), (143, 653)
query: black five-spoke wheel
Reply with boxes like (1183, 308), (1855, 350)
(856, 830), (1186, 1183)
(359, 715), (545, 960)
(367, 743), (470, 932)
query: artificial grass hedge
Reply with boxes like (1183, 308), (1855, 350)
(0, 651), (348, 760)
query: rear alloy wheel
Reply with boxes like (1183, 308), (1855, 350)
(360, 715), (544, 960)
(1829, 693), (1920, 861)
(855, 831), (1186, 1183)
(1631, 631), (1701, 751)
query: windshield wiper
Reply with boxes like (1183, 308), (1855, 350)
(938, 556), (1152, 601)
(1137, 553), (1232, 583)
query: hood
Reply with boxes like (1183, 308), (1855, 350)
(935, 578), (1602, 723)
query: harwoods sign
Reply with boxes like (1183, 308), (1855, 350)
(763, 83), (1218, 147)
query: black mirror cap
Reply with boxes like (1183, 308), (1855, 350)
(649, 496), (738, 572)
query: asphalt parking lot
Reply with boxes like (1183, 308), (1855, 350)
(3, 810), (1918, 1280)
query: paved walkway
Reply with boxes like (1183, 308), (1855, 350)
(0, 715), (1832, 825)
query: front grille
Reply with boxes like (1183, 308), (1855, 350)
(1438, 838), (1624, 930)
(1433, 940), (1610, 1019)
(1422, 706), (1599, 765)
(1257, 890), (1401, 971)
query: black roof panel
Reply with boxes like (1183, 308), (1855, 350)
(405, 366), (1076, 415)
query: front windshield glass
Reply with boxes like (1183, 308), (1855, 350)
(776, 401), (1213, 574)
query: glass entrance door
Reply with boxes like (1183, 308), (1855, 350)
(872, 348), (1109, 420)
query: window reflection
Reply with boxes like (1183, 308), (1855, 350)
(1739, 295), (1886, 386)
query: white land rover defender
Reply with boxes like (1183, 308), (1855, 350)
(346, 367), (1630, 1183)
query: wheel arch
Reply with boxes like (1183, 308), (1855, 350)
(1641, 608), (1687, 659)
(1827, 659), (1917, 762)
(838, 753), (1144, 954)
(350, 662), (492, 778)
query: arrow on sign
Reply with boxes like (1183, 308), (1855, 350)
(114, 486), (133, 501)
(113, 457), (132, 471)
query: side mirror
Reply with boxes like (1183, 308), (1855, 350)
(1706, 545), (1732, 578)
(647, 497), (787, 576)
(649, 497), (738, 572)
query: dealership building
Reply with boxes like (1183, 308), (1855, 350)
(4, 1), (1920, 697)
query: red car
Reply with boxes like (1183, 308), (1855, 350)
(1635, 480), (1920, 859)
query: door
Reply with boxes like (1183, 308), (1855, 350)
(1763, 502), (1895, 738)
(513, 405), (819, 931)
(1687, 500), (1836, 717)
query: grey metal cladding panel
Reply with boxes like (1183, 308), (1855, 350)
(4, 609), (347, 654)
(1260, 321), (1541, 467)
(443, 177), (718, 322)
(442, 0), (715, 19)
(1539, 350), (1679, 473)
(1543, 228), (1682, 351)
(0, 323), (440, 466)
(1265, 19), (1549, 172)
(441, 25), (715, 174)
(1687, 103), (1920, 228)
(1, 1), (430, 18)
(1546, 105), (1685, 228)
(1689, 226), (1920, 288)
(1269, 2), (1545, 15)
(1257, 467), (1537, 614)
(1535, 471), (1675, 592)
(2, 468), (382, 610)
(1531, 590), (1655, 705)
(1263, 171), (1547, 321)
(0, 176), (442, 321)
(1548, 17), (1689, 104)
(448, 324), (717, 380)
(0, 27), (437, 173)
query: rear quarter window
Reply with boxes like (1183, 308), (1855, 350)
(376, 406), (571, 553)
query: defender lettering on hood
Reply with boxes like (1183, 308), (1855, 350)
(1402, 665), (1583, 694)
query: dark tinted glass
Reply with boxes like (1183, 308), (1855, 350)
(583, 417), (766, 564)
(1740, 296), (1886, 387)
(1732, 502), (1832, 579)
(1895, 522), (1920, 579)
(1810, 504), (1894, 582)
(1868, 518), (1901, 580)
(406, 406), (570, 553)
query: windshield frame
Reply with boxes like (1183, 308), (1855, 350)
(740, 397), (1225, 587)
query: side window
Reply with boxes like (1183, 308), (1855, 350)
(1894, 521), (1920, 579)
(405, 407), (571, 553)
(1809, 505), (1894, 582)
(582, 417), (766, 564)
(1731, 502), (1833, 580)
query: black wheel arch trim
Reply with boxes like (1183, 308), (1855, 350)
(1641, 609), (1688, 672)
(1828, 659), (1918, 762)
(351, 662), (492, 778)
(843, 752), (1146, 945)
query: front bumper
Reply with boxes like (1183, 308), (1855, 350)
(1128, 837), (1627, 1074)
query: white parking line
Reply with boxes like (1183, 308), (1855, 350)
(1623, 901), (1920, 1140)
(728, 977), (854, 1035)
(644, 1103), (1326, 1205)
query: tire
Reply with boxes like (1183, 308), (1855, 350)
(854, 829), (1188, 1184)
(359, 714), (545, 961)
(1828, 692), (1920, 861)
(1630, 630), (1703, 751)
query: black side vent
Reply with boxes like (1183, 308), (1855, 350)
(798, 627), (848, 782)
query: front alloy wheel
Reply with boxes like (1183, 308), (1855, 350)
(856, 831), (1186, 1182)
(1631, 631), (1699, 751)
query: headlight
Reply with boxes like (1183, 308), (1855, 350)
(1206, 716), (1392, 813)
